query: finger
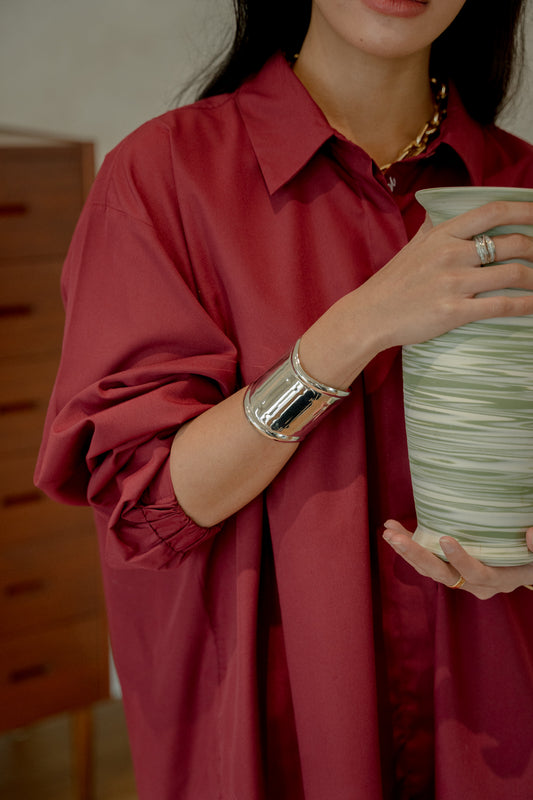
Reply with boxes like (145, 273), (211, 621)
(459, 286), (533, 323)
(382, 519), (410, 535)
(383, 523), (459, 585)
(439, 537), (490, 585)
(468, 232), (533, 267)
(443, 200), (533, 240)
(527, 527), (533, 552)
(463, 261), (533, 293)
(439, 537), (533, 595)
(419, 212), (434, 234)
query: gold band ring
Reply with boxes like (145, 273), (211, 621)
(449, 575), (466, 590)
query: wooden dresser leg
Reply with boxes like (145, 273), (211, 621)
(71, 707), (94, 800)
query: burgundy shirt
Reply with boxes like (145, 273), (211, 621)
(36, 54), (533, 799)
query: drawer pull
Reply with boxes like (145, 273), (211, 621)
(3, 490), (43, 508)
(8, 663), (50, 683)
(0, 400), (38, 415)
(5, 578), (45, 597)
(0, 304), (34, 318)
(0, 203), (28, 217)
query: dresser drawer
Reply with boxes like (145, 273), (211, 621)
(0, 145), (87, 260)
(0, 452), (95, 540)
(0, 616), (108, 732)
(2, 498), (95, 545)
(0, 451), (52, 511)
(0, 355), (59, 454)
(1, 259), (63, 310)
(0, 311), (65, 358)
(0, 528), (103, 636)
(0, 404), (49, 454)
(1, 260), (65, 358)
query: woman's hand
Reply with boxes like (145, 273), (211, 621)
(382, 520), (533, 599)
(363, 199), (533, 352)
(299, 200), (533, 391)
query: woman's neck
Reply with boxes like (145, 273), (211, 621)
(293, 33), (433, 169)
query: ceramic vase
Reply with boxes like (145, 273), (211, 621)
(403, 186), (533, 566)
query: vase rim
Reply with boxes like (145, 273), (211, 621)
(416, 186), (533, 201)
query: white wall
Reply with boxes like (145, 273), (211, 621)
(1, 0), (532, 167)
(499, 0), (533, 142)
(0, 0), (232, 165)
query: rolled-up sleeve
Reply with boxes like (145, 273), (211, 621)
(35, 126), (237, 568)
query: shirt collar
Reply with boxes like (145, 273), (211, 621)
(235, 53), (335, 194)
(428, 83), (486, 185)
(236, 52), (488, 194)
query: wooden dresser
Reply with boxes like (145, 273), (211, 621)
(0, 129), (109, 798)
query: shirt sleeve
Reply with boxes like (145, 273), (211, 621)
(34, 122), (238, 569)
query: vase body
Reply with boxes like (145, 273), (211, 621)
(403, 186), (533, 565)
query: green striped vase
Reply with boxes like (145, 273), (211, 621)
(403, 186), (533, 566)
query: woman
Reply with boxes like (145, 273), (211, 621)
(36, 1), (533, 797)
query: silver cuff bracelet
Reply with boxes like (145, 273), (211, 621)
(243, 339), (350, 442)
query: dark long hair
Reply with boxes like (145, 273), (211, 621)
(196, 0), (526, 125)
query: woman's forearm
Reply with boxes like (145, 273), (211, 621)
(169, 308), (381, 528)
(169, 388), (299, 528)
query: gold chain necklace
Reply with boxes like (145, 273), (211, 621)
(290, 55), (448, 173)
(379, 78), (448, 172)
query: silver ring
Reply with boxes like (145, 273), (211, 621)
(473, 233), (496, 266)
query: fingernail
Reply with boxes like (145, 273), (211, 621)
(383, 534), (405, 553)
(440, 538), (457, 555)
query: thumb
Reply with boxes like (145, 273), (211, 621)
(526, 527), (533, 552)
(411, 212), (434, 242)
(419, 212), (434, 233)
